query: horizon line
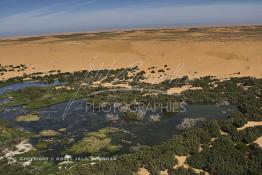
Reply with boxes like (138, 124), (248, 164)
(1, 23), (262, 40)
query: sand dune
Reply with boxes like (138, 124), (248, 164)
(167, 85), (202, 94)
(1, 26), (262, 81)
(136, 167), (150, 175)
(255, 136), (262, 148)
(237, 121), (262, 131)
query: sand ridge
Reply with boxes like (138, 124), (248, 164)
(255, 136), (262, 148)
(1, 26), (262, 81)
(237, 121), (262, 131)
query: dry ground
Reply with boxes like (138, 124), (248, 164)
(1, 25), (262, 82)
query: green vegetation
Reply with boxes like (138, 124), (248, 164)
(35, 142), (49, 149)
(16, 114), (40, 122)
(232, 126), (262, 143)
(0, 76), (24, 88)
(201, 120), (221, 138)
(59, 127), (208, 175)
(0, 159), (34, 175)
(68, 127), (122, 155)
(39, 130), (60, 137)
(0, 86), (84, 109)
(0, 121), (31, 144)
(57, 121), (262, 175)
(122, 111), (143, 121)
(7, 149), (56, 175)
(187, 137), (262, 175)
(0, 67), (262, 174)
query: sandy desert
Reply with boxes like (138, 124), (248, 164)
(1, 25), (262, 82)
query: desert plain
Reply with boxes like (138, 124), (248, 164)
(1, 25), (262, 82)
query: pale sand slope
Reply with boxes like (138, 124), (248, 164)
(136, 155), (209, 175)
(136, 167), (167, 175)
(174, 155), (209, 175)
(136, 167), (150, 175)
(167, 85), (202, 94)
(1, 26), (262, 81)
(255, 136), (262, 148)
(237, 121), (262, 131)
(237, 121), (262, 148)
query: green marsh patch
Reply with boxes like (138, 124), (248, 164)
(0, 121), (31, 143)
(68, 127), (123, 155)
(39, 130), (60, 137)
(0, 86), (84, 109)
(16, 114), (40, 122)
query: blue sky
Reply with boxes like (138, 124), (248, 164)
(0, 0), (262, 37)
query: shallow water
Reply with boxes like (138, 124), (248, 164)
(0, 80), (238, 157)
(0, 99), (238, 158)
